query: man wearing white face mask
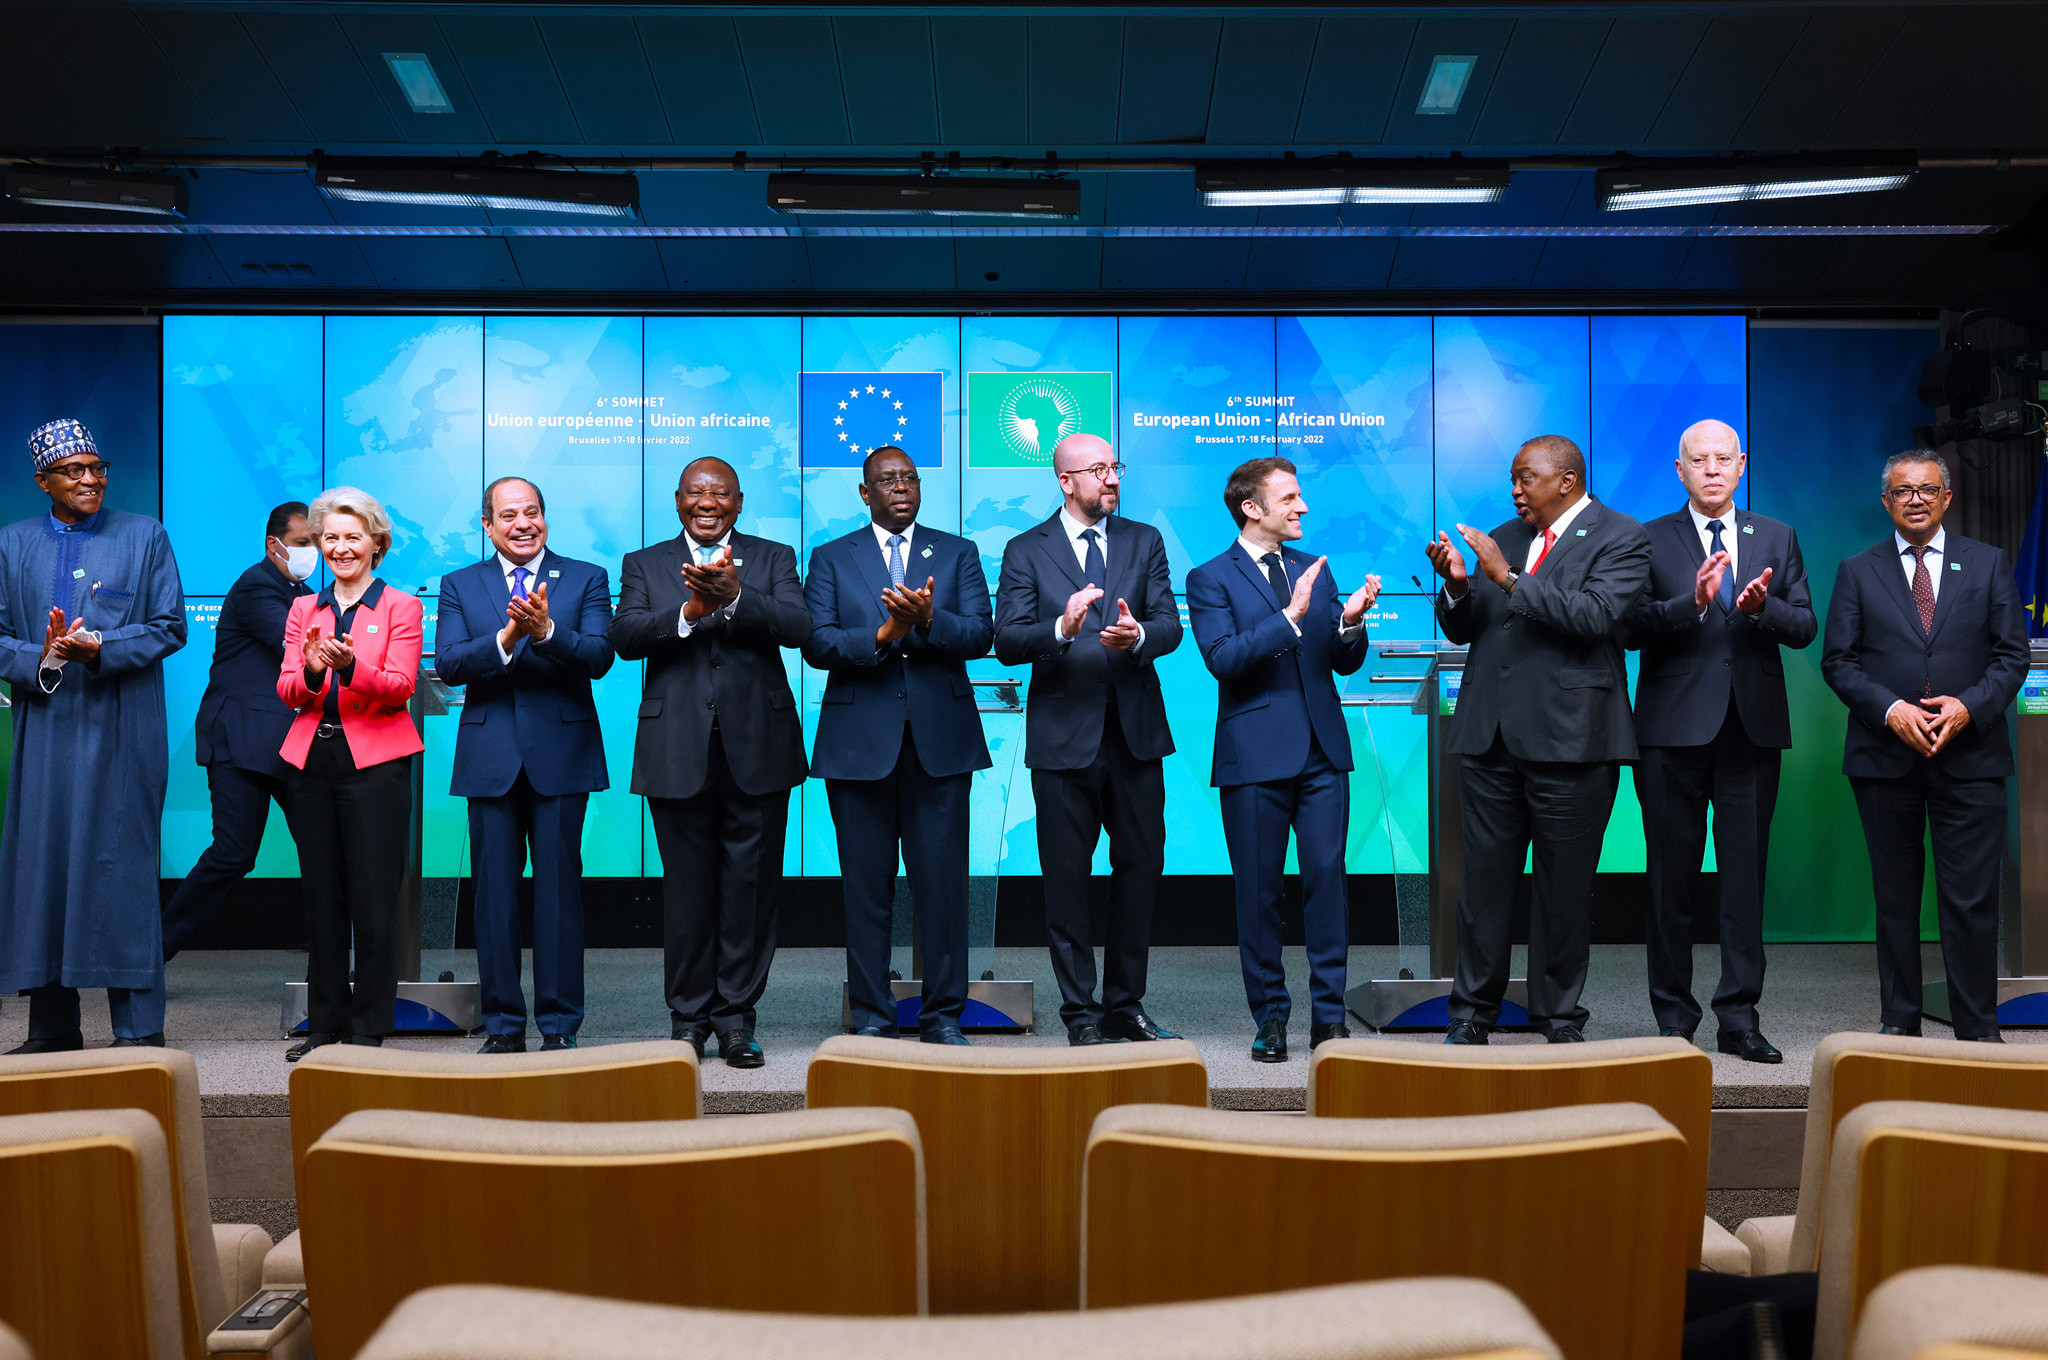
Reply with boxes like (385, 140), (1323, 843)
(161, 501), (315, 959)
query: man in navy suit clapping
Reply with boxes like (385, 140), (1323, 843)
(435, 477), (615, 1053)
(1186, 457), (1376, 1063)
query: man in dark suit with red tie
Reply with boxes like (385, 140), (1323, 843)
(1627, 419), (1816, 1064)
(1822, 451), (2028, 1042)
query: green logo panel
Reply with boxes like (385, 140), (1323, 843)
(967, 371), (1114, 468)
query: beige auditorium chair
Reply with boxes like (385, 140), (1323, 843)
(1736, 1034), (2048, 1276)
(0, 1050), (273, 1347)
(806, 1033), (1207, 1312)
(1812, 1102), (2048, 1360)
(298, 1106), (927, 1360)
(1851, 1265), (2048, 1360)
(1082, 1101), (1692, 1360)
(0, 1318), (29, 1360)
(351, 1278), (1563, 1360)
(1307, 1034), (1731, 1269)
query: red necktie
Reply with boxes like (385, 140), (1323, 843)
(1528, 527), (1557, 574)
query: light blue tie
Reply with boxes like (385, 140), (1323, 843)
(887, 534), (906, 589)
(698, 543), (719, 566)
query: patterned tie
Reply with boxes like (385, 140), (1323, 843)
(510, 565), (529, 600)
(1260, 552), (1291, 608)
(1707, 519), (1734, 611)
(1909, 546), (1936, 697)
(1528, 527), (1557, 573)
(1081, 528), (1108, 629)
(887, 534), (906, 589)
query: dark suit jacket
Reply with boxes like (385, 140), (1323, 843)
(194, 558), (310, 778)
(1627, 507), (1817, 749)
(433, 552), (615, 799)
(611, 530), (810, 800)
(1821, 531), (2028, 780)
(1185, 542), (1369, 787)
(992, 512), (1183, 770)
(1438, 495), (1652, 764)
(802, 524), (994, 781)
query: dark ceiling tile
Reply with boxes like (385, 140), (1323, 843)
(1380, 16), (1517, 148)
(1205, 18), (1319, 147)
(954, 237), (1104, 292)
(1672, 237), (1841, 296)
(1734, 12), (1903, 150)
(0, 237), (230, 298)
(1527, 237), (1692, 291)
(356, 237), (523, 290)
(539, 17), (671, 146)
(1295, 17), (1417, 145)
(834, 18), (939, 146)
(1029, 17), (1122, 147)
(638, 16), (762, 147)
(183, 170), (337, 227)
(336, 15), (497, 146)
(139, 11), (312, 145)
(503, 238), (669, 292)
(240, 14), (406, 145)
(637, 170), (788, 229)
(735, 17), (850, 146)
(1386, 237), (1544, 288)
(654, 237), (812, 290)
(205, 237), (376, 289)
(933, 17), (1028, 145)
(1910, 8), (2048, 148)
(1470, 16), (1611, 147)
(20, 9), (220, 145)
(439, 16), (583, 146)
(804, 237), (956, 291)
(1558, 15), (1707, 148)
(1118, 18), (1222, 145)
(1646, 13), (1809, 148)
(1100, 238), (1248, 289)
(1243, 238), (1397, 291)
(1823, 14), (1978, 148)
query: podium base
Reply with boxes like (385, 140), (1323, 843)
(840, 980), (1034, 1032)
(1924, 976), (2048, 1028)
(280, 980), (482, 1037)
(1347, 977), (1534, 1032)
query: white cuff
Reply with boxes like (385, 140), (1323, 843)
(677, 605), (695, 637)
(1285, 615), (1302, 636)
(1055, 617), (1076, 645)
(1133, 621), (1147, 654)
(1338, 619), (1363, 641)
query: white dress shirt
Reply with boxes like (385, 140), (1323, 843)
(1882, 526), (1949, 727)
(494, 547), (555, 664)
(1239, 536), (1364, 640)
(677, 530), (740, 636)
(1526, 493), (1594, 570)
(870, 520), (917, 580)
(1054, 508), (1145, 651)
(1688, 503), (1738, 584)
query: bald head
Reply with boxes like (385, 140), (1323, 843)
(1054, 432), (1121, 522)
(1675, 418), (1745, 518)
(1053, 432), (1112, 474)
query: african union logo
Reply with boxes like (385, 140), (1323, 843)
(967, 371), (1114, 468)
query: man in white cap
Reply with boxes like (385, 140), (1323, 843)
(0, 418), (186, 1051)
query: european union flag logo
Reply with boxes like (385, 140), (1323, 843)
(2019, 458), (2048, 638)
(800, 371), (943, 469)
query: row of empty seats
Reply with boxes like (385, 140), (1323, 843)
(3, 1033), (2046, 1359)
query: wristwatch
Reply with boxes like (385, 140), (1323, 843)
(1502, 567), (1521, 594)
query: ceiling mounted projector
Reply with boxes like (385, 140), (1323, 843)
(312, 158), (639, 217)
(766, 174), (1080, 219)
(4, 168), (187, 217)
(1597, 161), (1914, 211)
(1195, 160), (1509, 207)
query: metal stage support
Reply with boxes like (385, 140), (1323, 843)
(1926, 640), (2048, 1028)
(1345, 644), (1534, 1031)
(282, 662), (481, 1037)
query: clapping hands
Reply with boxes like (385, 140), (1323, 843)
(301, 621), (353, 679)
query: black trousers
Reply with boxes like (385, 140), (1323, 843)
(161, 762), (289, 958)
(1637, 702), (1781, 1036)
(828, 725), (971, 1035)
(284, 737), (412, 1038)
(1033, 709), (1166, 1032)
(1450, 738), (1618, 1034)
(1851, 764), (2006, 1038)
(648, 730), (788, 1037)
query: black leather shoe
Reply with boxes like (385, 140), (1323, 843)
(671, 1020), (710, 1056)
(540, 1034), (576, 1052)
(921, 1022), (971, 1046)
(1102, 1009), (1180, 1042)
(110, 1034), (166, 1048)
(1069, 1024), (1129, 1046)
(8, 1032), (85, 1055)
(285, 1032), (340, 1063)
(853, 1025), (892, 1038)
(1250, 1019), (1288, 1063)
(1310, 1022), (1351, 1048)
(478, 1034), (527, 1055)
(1716, 1028), (1783, 1064)
(719, 1030), (765, 1068)
(1659, 1027), (1694, 1040)
(1547, 1026), (1586, 1043)
(1964, 1032), (2006, 1043)
(1880, 1023), (1922, 1037)
(1444, 1020), (1490, 1045)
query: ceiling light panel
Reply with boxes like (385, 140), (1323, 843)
(1416, 56), (1477, 115)
(1599, 166), (1914, 212)
(383, 53), (453, 114)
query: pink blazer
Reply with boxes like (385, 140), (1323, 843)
(277, 582), (426, 770)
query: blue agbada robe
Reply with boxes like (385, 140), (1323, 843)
(0, 509), (185, 993)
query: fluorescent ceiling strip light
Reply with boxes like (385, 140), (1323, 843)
(1604, 173), (1913, 211)
(320, 186), (635, 217)
(0, 222), (1995, 239)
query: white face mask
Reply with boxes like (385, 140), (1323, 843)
(275, 541), (319, 582)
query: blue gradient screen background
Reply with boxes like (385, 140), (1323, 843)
(158, 313), (1747, 885)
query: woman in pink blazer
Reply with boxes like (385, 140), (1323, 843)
(276, 486), (424, 1061)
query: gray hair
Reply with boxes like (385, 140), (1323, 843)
(1879, 451), (1951, 495)
(309, 485), (394, 568)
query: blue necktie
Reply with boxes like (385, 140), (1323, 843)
(1081, 528), (1108, 630)
(510, 565), (529, 600)
(887, 534), (906, 589)
(1707, 519), (1734, 611)
(698, 543), (719, 566)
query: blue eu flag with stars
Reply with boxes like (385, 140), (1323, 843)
(2019, 459), (2048, 639)
(800, 371), (943, 469)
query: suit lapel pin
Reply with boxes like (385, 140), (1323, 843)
(1742, 524), (1754, 534)
(733, 558), (743, 566)
(1574, 528), (1587, 536)
(366, 623), (379, 633)
(1949, 561), (1962, 571)
(921, 545), (934, 559)
(549, 569), (560, 578)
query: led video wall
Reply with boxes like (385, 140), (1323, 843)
(158, 312), (1749, 885)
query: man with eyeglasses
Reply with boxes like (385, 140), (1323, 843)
(1822, 451), (2027, 1042)
(993, 432), (1185, 1046)
(1625, 420), (1815, 1064)
(804, 445), (992, 1044)
(0, 419), (186, 1052)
